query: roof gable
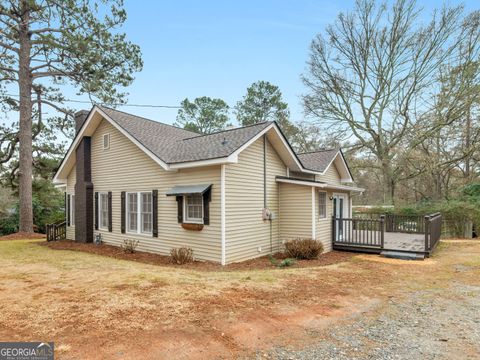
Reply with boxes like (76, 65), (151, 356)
(53, 106), (353, 184)
(54, 106), (296, 182)
(298, 149), (354, 182)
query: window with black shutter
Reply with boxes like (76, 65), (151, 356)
(121, 191), (126, 234)
(67, 194), (71, 226)
(94, 192), (99, 230)
(108, 192), (113, 232)
(152, 190), (158, 237)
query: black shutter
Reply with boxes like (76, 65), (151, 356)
(121, 191), (126, 233)
(67, 194), (71, 226)
(152, 190), (158, 237)
(94, 192), (99, 230)
(108, 192), (112, 232)
(176, 196), (183, 223)
(203, 188), (211, 225)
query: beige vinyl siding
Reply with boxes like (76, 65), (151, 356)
(289, 171), (315, 180)
(278, 183), (312, 243)
(316, 164), (341, 184)
(78, 119), (222, 262)
(225, 137), (286, 263)
(66, 166), (76, 240)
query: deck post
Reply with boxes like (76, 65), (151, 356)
(380, 215), (385, 249)
(424, 215), (430, 252)
(332, 215), (336, 245)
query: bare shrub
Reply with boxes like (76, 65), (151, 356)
(284, 238), (323, 260)
(170, 247), (194, 264)
(121, 239), (139, 253)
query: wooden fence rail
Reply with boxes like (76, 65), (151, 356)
(333, 216), (385, 249)
(425, 213), (442, 252)
(333, 213), (442, 256)
(46, 221), (66, 242)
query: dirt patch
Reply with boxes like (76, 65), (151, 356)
(0, 232), (45, 240)
(40, 239), (355, 271)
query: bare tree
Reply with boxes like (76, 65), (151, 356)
(302, 0), (473, 204)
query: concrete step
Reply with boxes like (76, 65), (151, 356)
(380, 250), (425, 260)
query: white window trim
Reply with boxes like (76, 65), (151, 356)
(140, 192), (153, 235)
(183, 194), (204, 224)
(98, 192), (109, 231)
(103, 133), (110, 150)
(126, 191), (153, 236)
(318, 190), (328, 221)
(70, 194), (75, 227)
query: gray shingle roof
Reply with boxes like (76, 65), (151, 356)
(99, 106), (272, 164)
(297, 149), (339, 172)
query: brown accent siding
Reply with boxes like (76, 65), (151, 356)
(75, 136), (94, 243)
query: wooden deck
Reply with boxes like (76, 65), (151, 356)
(383, 232), (425, 252)
(332, 214), (442, 259)
(334, 230), (425, 253)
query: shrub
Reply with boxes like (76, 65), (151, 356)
(284, 238), (323, 260)
(121, 239), (139, 253)
(170, 247), (194, 264)
(0, 215), (18, 236)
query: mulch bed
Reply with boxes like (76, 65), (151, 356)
(0, 232), (46, 241)
(39, 239), (355, 271)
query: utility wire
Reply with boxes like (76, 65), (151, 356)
(4, 93), (181, 109)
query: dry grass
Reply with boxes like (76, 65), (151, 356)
(0, 239), (478, 359)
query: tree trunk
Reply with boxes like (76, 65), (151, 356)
(381, 159), (395, 205)
(18, 2), (33, 233)
(465, 109), (471, 180)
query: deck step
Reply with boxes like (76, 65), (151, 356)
(380, 250), (425, 260)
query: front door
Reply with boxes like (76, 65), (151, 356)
(333, 194), (347, 241)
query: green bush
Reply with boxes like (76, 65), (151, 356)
(0, 180), (65, 236)
(0, 215), (18, 236)
(284, 239), (323, 260)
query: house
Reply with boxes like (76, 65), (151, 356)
(53, 105), (364, 264)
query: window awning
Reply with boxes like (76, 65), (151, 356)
(166, 184), (212, 196)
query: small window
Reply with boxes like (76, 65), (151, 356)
(184, 194), (203, 224)
(99, 193), (109, 230)
(318, 191), (327, 219)
(70, 194), (75, 226)
(103, 133), (110, 150)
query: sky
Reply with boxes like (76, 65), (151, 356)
(29, 0), (480, 127)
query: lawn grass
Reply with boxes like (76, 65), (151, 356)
(0, 238), (478, 359)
